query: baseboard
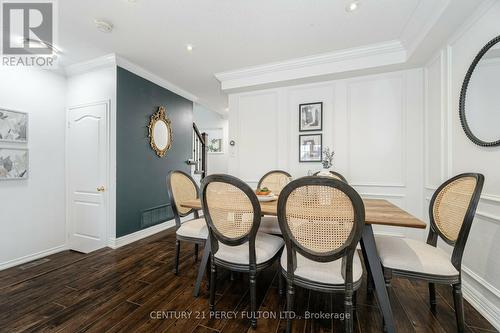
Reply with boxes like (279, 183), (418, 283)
(462, 266), (500, 331)
(0, 244), (67, 271)
(107, 219), (176, 249)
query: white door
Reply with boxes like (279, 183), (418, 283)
(67, 102), (109, 253)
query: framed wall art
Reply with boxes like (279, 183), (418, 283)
(299, 102), (322, 132)
(0, 109), (28, 143)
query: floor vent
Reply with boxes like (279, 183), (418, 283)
(141, 204), (172, 229)
(19, 258), (50, 270)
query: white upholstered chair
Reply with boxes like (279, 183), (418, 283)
(277, 176), (365, 333)
(167, 170), (208, 275)
(256, 170), (292, 235)
(201, 174), (284, 329)
(375, 173), (484, 333)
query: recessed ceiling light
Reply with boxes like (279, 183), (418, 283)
(186, 44), (194, 52)
(346, 1), (360, 12)
(95, 19), (113, 33)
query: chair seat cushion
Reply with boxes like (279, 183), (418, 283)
(215, 232), (284, 265)
(375, 235), (459, 277)
(258, 216), (282, 235)
(280, 250), (363, 285)
(176, 218), (208, 239)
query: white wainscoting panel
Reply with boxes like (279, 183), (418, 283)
(347, 75), (405, 187)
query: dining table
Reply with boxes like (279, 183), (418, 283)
(180, 198), (426, 333)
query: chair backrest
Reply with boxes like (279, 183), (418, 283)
(427, 173), (484, 269)
(201, 174), (261, 256)
(278, 177), (365, 282)
(312, 170), (348, 183)
(257, 170), (292, 194)
(166, 170), (200, 224)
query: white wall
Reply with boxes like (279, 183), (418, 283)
(193, 103), (229, 174)
(0, 67), (67, 269)
(228, 68), (424, 239)
(66, 65), (117, 240)
(423, 2), (500, 329)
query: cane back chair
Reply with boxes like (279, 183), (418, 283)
(257, 170), (292, 235)
(376, 173), (484, 332)
(201, 174), (284, 329)
(312, 170), (348, 183)
(278, 176), (365, 333)
(167, 170), (207, 275)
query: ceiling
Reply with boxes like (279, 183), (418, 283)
(57, 0), (486, 113)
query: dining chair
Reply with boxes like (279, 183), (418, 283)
(201, 174), (285, 329)
(167, 170), (208, 275)
(278, 176), (365, 333)
(375, 173), (484, 332)
(313, 170), (348, 183)
(257, 170), (292, 235)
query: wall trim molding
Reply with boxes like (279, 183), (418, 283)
(64, 54), (116, 76)
(447, 0), (497, 47)
(481, 193), (500, 204)
(462, 266), (500, 331)
(400, 0), (451, 57)
(215, 40), (407, 90)
(108, 220), (176, 249)
(0, 244), (67, 271)
(116, 56), (198, 102)
(64, 54), (198, 102)
(475, 211), (500, 225)
(346, 73), (407, 188)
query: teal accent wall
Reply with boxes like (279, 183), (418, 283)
(116, 67), (193, 237)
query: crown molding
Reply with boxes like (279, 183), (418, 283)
(116, 56), (198, 102)
(215, 40), (407, 91)
(400, 0), (451, 57)
(64, 54), (198, 102)
(64, 54), (117, 76)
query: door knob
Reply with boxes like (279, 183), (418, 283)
(97, 186), (105, 192)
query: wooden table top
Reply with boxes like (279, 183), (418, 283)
(180, 198), (426, 229)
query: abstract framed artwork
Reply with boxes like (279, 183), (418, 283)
(0, 148), (29, 180)
(299, 134), (322, 162)
(0, 109), (28, 143)
(299, 102), (322, 132)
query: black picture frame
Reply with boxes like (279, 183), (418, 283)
(299, 102), (323, 132)
(299, 133), (322, 162)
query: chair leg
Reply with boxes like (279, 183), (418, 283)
(383, 275), (391, 332)
(209, 259), (217, 312)
(205, 257), (211, 291)
(174, 240), (181, 275)
(286, 281), (294, 333)
(453, 282), (465, 333)
(278, 272), (284, 297)
(250, 269), (257, 329)
(345, 287), (354, 333)
(194, 243), (199, 262)
(429, 283), (436, 314)
(353, 290), (358, 312)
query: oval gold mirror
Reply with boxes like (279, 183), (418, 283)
(148, 106), (173, 157)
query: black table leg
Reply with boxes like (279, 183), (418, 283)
(193, 237), (211, 297)
(360, 225), (395, 333)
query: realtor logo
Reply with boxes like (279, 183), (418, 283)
(1, 0), (57, 66)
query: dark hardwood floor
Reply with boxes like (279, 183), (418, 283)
(0, 229), (497, 333)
